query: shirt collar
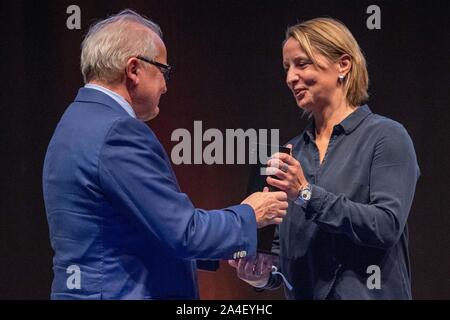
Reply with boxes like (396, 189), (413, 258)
(339, 104), (372, 134)
(303, 105), (372, 142)
(84, 84), (136, 118)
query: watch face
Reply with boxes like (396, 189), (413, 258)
(301, 189), (311, 201)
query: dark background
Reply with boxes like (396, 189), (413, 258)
(1, 0), (449, 299)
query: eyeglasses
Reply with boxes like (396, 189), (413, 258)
(136, 56), (172, 82)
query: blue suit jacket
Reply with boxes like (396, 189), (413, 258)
(43, 88), (257, 299)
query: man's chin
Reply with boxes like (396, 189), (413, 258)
(140, 107), (160, 122)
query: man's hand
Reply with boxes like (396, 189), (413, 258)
(228, 253), (275, 288)
(266, 144), (309, 201)
(242, 187), (288, 228)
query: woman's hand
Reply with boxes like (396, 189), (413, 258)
(266, 144), (309, 201)
(228, 253), (275, 287)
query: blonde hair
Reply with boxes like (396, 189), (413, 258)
(285, 17), (369, 106)
(81, 9), (162, 84)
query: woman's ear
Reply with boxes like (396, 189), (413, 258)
(338, 54), (352, 77)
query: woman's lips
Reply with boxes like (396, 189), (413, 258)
(294, 88), (307, 99)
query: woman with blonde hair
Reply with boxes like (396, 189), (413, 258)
(230, 17), (420, 299)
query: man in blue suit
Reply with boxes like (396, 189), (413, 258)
(42, 9), (288, 299)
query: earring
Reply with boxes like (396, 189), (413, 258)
(338, 74), (345, 81)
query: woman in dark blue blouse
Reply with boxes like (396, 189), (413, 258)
(230, 17), (420, 299)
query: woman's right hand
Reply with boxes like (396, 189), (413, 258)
(228, 253), (275, 288)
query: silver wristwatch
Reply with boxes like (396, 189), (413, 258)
(294, 184), (312, 207)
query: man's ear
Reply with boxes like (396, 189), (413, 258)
(338, 54), (352, 77)
(125, 57), (140, 86)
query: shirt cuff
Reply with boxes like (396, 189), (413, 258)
(262, 272), (283, 290)
(305, 184), (329, 218)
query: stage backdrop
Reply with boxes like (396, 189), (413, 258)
(0, 0), (449, 299)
